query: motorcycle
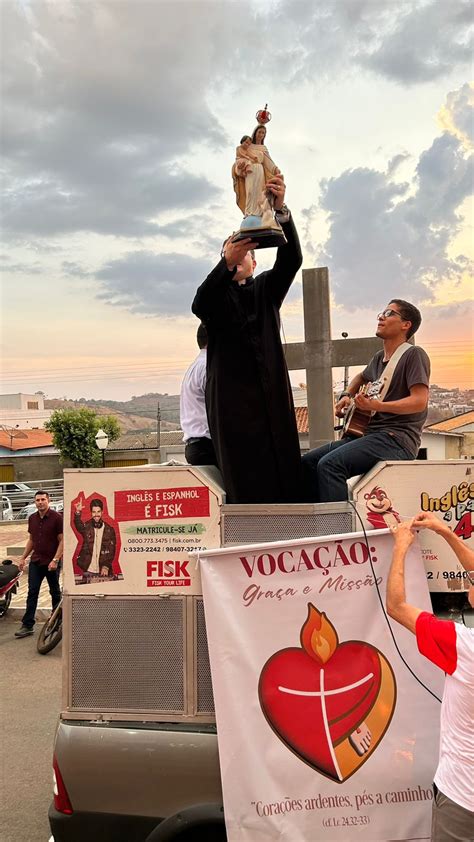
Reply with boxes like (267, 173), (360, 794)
(0, 559), (22, 617)
(37, 597), (63, 654)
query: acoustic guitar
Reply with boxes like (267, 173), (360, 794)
(337, 384), (374, 439)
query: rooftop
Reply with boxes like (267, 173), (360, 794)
(0, 429), (54, 451)
(425, 410), (474, 433)
(295, 407), (309, 434)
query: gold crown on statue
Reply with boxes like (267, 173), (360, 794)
(255, 104), (271, 125)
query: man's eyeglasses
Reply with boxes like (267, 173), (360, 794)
(377, 308), (404, 320)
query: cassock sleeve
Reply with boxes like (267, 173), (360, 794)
(192, 258), (235, 322)
(259, 217), (303, 309)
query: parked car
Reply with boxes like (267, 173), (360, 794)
(15, 502), (36, 520)
(15, 500), (64, 520)
(0, 482), (35, 511)
(0, 496), (14, 522)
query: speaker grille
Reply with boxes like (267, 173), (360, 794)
(222, 509), (353, 545)
(66, 506), (354, 721)
(196, 598), (214, 714)
(70, 598), (185, 712)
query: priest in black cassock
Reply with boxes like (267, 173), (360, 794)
(192, 174), (303, 504)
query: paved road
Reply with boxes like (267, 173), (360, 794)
(0, 613), (62, 842)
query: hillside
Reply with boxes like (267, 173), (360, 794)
(45, 396), (180, 432)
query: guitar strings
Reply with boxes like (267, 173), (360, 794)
(348, 500), (442, 704)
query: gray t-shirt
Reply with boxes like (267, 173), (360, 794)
(362, 345), (430, 457)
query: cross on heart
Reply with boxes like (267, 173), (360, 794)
(259, 604), (397, 782)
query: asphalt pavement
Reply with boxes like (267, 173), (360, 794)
(0, 612), (62, 842)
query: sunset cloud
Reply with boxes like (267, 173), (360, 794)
(312, 85), (473, 308)
(1, 1), (472, 398)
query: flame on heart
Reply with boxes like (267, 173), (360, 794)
(300, 603), (339, 664)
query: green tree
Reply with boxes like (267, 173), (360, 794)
(45, 408), (121, 467)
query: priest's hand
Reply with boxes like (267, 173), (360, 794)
(223, 236), (257, 272)
(265, 173), (285, 210)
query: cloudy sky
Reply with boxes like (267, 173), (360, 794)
(1, 0), (473, 402)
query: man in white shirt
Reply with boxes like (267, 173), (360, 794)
(180, 324), (217, 467)
(386, 512), (474, 841)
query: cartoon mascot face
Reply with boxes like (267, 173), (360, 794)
(364, 486), (393, 515)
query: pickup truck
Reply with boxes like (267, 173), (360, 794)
(50, 719), (224, 841)
(48, 461), (472, 841)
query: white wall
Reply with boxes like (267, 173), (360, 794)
(420, 432), (449, 459)
(0, 392), (45, 410)
(0, 408), (52, 428)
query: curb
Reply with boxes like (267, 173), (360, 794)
(9, 607), (50, 621)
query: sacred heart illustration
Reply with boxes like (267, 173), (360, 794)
(258, 604), (396, 783)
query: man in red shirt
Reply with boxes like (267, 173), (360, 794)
(15, 490), (63, 638)
(386, 512), (474, 841)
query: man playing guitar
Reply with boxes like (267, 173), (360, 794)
(302, 300), (430, 502)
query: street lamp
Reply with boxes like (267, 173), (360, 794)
(341, 332), (349, 391)
(95, 428), (108, 468)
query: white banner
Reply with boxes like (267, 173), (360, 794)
(199, 530), (444, 841)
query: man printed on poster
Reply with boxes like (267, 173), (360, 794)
(71, 492), (123, 584)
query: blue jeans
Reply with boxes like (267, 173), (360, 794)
(22, 561), (61, 629)
(301, 431), (413, 502)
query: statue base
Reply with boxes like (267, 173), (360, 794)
(232, 226), (287, 250)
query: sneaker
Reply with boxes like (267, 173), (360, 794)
(14, 625), (34, 638)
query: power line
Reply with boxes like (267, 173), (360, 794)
(1, 359), (191, 378)
(2, 342), (471, 381)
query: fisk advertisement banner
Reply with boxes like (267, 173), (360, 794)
(352, 460), (474, 591)
(199, 531), (444, 842)
(63, 466), (221, 594)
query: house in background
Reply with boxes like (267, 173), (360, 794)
(107, 430), (186, 464)
(2, 407), (471, 485)
(154, 431), (186, 463)
(0, 392), (53, 429)
(106, 431), (162, 467)
(423, 410), (474, 459)
(295, 407), (310, 453)
(0, 429), (58, 482)
(295, 407), (470, 461)
(107, 410), (473, 467)
(418, 428), (464, 460)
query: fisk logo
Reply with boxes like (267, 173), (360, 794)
(147, 559), (191, 587)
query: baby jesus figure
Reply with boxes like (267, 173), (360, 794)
(234, 135), (260, 176)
